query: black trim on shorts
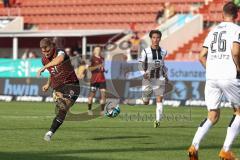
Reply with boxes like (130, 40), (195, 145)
(90, 82), (106, 90)
(55, 81), (80, 102)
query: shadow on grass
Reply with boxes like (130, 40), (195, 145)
(0, 153), (110, 160)
(91, 135), (149, 140)
(1, 143), (238, 160)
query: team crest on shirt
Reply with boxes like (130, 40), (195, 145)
(238, 33), (240, 41)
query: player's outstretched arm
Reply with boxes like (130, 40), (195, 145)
(76, 64), (88, 79)
(37, 55), (64, 77)
(232, 42), (240, 71)
(88, 64), (102, 71)
(199, 47), (208, 68)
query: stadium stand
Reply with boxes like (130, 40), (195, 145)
(167, 29), (209, 61)
(166, 0), (240, 61)
(1, 0), (236, 61)
(0, 0), (205, 34)
(199, 0), (239, 22)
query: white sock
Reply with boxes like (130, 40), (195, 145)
(222, 115), (240, 152)
(192, 118), (213, 150)
(156, 102), (163, 122)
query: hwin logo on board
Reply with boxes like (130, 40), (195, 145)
(3, 79), (39, 96)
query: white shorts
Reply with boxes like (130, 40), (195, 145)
(205, 79), (240, 110)
(142, 78), (165, 101)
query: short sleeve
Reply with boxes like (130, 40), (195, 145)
(162, 50), (167, 59)
(203, 33), (211, 48)
(233, 29), (240, 44)
(56, 50), (66, 57)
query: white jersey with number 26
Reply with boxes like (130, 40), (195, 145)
(203, 22), (240, 79)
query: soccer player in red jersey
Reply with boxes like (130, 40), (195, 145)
(37, 38), (80, 141)
(87, 46), (106, 116)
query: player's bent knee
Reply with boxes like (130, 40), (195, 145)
(55, 98), (69, 121)
(56, 98), (67, 110)
(234, 107), (240, 116)
(208, 116), (219, 124)
(156, 97), (163, 103)
(88, 97), (93, 103)
(53, 91), (63, 102)
(208, 110), (220, 124)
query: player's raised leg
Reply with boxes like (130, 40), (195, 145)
(44, 85), (79, 142)
(44, 94), (73, 141)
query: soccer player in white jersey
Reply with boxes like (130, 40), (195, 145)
(138, 30), (168, 128)
(188, 2), (240, 160)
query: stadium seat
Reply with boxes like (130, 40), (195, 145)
(0, 0), (214, 36)
(167, 29), (209, 61)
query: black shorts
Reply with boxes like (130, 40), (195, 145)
(54, 82), (80, 102)
(90, 82), (106, 92)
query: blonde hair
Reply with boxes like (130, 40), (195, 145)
(40, 38), (54, 48)
(93, 46), (102, 56)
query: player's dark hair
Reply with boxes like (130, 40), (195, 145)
(223, 2), (239, 19)
(149, 30), (162, 38)
(40, 38), (54, 48)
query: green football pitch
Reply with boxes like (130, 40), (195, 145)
(0, 102), (239, 160)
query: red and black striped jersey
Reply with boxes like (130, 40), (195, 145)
(42, 48), (79, 89)
(90, 55), (106, 83)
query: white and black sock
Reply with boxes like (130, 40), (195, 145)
(222, 115), (240, 151)
(192, 118), (213, 150)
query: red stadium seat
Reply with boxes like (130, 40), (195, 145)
(168, 29), (209, 61)
(0, 0), (211, 34)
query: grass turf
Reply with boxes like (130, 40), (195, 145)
(0, 102), (239, 160)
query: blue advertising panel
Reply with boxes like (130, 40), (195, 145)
(0, 58), (206, 81)
(104, 60), (206, 81)
(0, 58), (48, 78)
(166, 61), (205, 81)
